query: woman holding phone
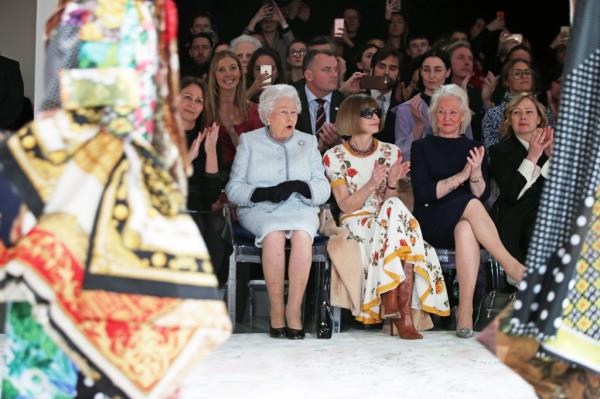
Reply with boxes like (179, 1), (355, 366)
(324, 94), (449, 339)
(246, 47), (287, 102)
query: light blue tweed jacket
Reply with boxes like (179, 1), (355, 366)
(225, 127), (330, 245)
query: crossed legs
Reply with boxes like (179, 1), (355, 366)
(261, 230), (312, 330)
(454, 199), (526, 329)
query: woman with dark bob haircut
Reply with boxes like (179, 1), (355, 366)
(324, 94), (450, 339)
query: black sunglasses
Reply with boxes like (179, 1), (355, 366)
(360, 108), (382, 119)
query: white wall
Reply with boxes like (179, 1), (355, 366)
(0, 0), (58, 110)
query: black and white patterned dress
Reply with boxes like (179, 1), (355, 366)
(502, 0), (600, 372)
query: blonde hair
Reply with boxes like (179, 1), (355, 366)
(205, 50), (248, 126)
(335, 94), (384, 136)
(500, 93), (548, 140)
(429, 84), (471, 135)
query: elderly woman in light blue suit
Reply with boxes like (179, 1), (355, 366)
(226, 84), (331, 339)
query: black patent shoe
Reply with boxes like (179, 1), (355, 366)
(286, 327), (305, 340)
(269, 326), (287, 338)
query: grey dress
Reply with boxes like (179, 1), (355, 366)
(225, 127), (331, 246)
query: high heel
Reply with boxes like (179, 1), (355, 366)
(286, 327), (305, 340)
(455, 309), (473, 338)
(269, 325), (287, 338)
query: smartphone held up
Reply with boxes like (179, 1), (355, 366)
(260, 64), (273, 85)
(359, 76), (392, 91)
(333, 18), (345, 39)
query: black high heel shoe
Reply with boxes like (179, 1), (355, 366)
(286, 327), (305, 340)
(269, 325), (287, 338)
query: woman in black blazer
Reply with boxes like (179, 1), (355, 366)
(489, 93), (553, 263)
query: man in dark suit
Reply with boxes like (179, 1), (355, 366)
(292, 49), (345, 152)
(0, 55), (24, 130)
(367, 47), (402, 145)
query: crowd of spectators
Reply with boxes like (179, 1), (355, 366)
(172, 0), (568, 336)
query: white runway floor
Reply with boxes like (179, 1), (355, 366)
(180, 330), (537, 399)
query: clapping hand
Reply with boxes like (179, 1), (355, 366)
(317, 123), (342, 151)
(481, 71), (497, 109)
(542, 127), (554, 157)
(466, 146), (485, 177)
(526, 128), (548, 165)
(410, 95), (425, 139)
(387, 155), (410, 186)
(189, 122), (219, 164)
(368, 159), (387, 190)
(203, 122), (219, 153)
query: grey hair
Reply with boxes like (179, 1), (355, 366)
(258, 84), (302, 125)
(429, 84), (471, 135)
(229, 34), (262, 52)
(444, 40), (471, 57)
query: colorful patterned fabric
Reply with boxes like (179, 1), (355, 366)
(3, 303), (78, 399)
(0, 1), (231, 398)
(323, 140), (450, 324)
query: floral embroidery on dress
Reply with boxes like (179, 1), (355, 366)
(323, 141), (450, 323)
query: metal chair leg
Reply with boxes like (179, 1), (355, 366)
(227, 252), (237, 331)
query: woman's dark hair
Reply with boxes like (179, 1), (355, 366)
(416, 48), (451, 92)
(246, 47), (287, 89)
(351, 42), (381, 73)
(180, 76), (208, 130)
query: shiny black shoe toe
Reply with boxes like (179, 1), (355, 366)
(286, 327), (305, 340)
(269, 326), (287, 338)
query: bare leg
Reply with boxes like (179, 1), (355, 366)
(286, 231), (313, 330)
(261, 231), (286, 328)
(454, 220), (480, 329)
(460, 199), (526, 281)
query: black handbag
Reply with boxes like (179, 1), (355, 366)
(474, 290), (516, 331)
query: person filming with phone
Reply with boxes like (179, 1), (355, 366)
(365, 47), (402, 144)
(244, 1), (295, 65)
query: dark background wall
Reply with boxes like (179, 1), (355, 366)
(174, 0), (569, 63)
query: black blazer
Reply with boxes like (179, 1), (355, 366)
(489, 135), (548, 262)
(0, 56), (24, 130)
(292, 79), (345, 135)
(369, 90), (400, 145)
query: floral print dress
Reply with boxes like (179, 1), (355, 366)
(323, 140), (450, 324)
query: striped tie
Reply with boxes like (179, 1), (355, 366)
(315, 98), (326, 134)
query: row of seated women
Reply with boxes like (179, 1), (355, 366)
(181, 76), (548, 340)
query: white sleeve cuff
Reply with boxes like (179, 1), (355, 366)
(541, 159), (551, 178)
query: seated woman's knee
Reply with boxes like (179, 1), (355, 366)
(454, 219), (473, 240)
